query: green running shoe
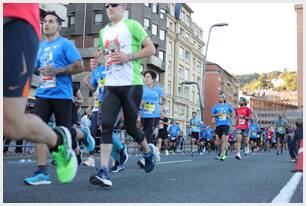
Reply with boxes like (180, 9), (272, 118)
(220, 154), (227, 161)
(52, 126), (78, 183)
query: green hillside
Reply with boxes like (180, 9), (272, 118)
(235, 70), (297, 91)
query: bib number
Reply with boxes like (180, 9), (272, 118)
(144, 103), (155, 114)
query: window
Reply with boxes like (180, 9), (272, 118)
(178, 85), (183, 97)
(159, 29), (165, 40)
(184, 68), (189, 81)
(179, 66), (184, 80)
(184, 87), (189, 98)
(152, 24), (158, 35)
(94, 13), (103, 25)
(184, 50), (190, 62)
(144, 18), (150, 30)
(179, 47), (184, 59)
(152, 3), (158, 13)
(167, 81), (172, 95)
(160, 9), (166, 19)
(158, 51), (165, 61)
(68, 15), (75, 26)
(93, 37), (100, 47)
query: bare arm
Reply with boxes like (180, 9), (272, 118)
(41, 61), (83, 76)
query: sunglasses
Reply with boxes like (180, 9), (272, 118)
(105, 4), (119, 9)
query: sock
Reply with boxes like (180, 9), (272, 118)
(49, 133), (63, 153)
(38, 165), (48, 174)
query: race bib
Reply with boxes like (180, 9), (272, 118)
(39, 74), (56, 88)
(144, 102), (155, 114)
(159, 124), (164, 129)
(219, 113), (227, 120)
(238, 118), (246, 125)
(277, 127), (284, 133)
(252, 131), (257, 136)
(94, 99), (100, 107)
(98, 78), (105, 89)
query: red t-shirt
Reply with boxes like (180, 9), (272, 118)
(4, 3), (41, 39)
(267, 131), (273, 140)
(235, 106), (252, 129)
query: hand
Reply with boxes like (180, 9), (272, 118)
(83, 75), (91, 86)
(90, 58), (99, 70)
(107, 51), (130, 65)
(40, 65), (56, 76)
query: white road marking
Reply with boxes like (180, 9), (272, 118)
(271, 172), (303, 203)
(157, 160), (193, 165)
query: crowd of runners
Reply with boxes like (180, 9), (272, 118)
(4, 3), (303, 189)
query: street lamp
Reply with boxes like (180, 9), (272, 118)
(201, 23), (228, 121)
(180, 81), (204, 122)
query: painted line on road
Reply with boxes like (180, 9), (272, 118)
(157, 159), (193, 165)
(271, 172), (303, 203)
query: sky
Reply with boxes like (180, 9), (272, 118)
(188, 3), (298, 75)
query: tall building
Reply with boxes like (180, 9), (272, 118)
(203, 61), (239, 125)
(164, 3), (205, 132)
(59, 3), (167, 106)
(295, 4), (303, 107)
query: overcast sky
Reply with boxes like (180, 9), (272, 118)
(188, 3), (298, 75)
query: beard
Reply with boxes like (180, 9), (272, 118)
(239, 103), (244, 106)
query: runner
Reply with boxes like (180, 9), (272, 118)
(211, 93), (233, 161)
(275, 114), (289, 155)
(234, 97), (252, 160)
(137, 70), (165, 167)
(248, 115), (260, 153)
(82, 62), (128, 172)
(24, 11), (95, 185)
(157, 112), (170, 155)
(4, 3), (77, 184)
(168, 120), (181, 154)
(89, 3), (157, 187)
(190, 111), (201, 156)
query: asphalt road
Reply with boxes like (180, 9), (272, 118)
(3, 150), (303, 203)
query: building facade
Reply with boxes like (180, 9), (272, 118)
(203, 61), (239, 125)
(164, 3), (205, 133)
(295, 4), (303, 107)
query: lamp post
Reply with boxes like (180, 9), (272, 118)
(201, 23), (228, 121)
(180, 81), (204, 122)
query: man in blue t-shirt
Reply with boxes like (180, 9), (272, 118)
(24, 11), (95, 186)
(275, 114), (288, 155)
(248, 116), (260, 152)
(190, 111), (201, 156)
(211, 93), (233, 161)
(168, 120), (181, 154)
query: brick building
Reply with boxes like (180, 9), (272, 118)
(203, 61), (239, 125)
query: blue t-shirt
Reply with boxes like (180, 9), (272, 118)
(35, 37), (82, 100)
(90, 66), (106, 102)
(200, 124), (207, 138)
(211, 103), (233, 127)
(205, 127), (213, 140)
(249, 122), (259, 138)
(275, 118), (288, 134)
(168, 124), (180, 138)
(190, 117), (201, 132)
(141, 85), (164, 118)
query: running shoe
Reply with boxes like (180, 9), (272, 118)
(111, 161), (125, 173)
(165, 150), (169, 156)
(52, 126), (78, 183)
(119, 144), (128, 166)
(143, 143), (156, 173)
(137, 158), (145, 169)
(24, 171), (51, 185)
(82, 156), (95, 167)
(89, 167), (112, 187)
(81, 126), (95, 153)
(235, 153), (241, 160)
(220, 154), (227, 161)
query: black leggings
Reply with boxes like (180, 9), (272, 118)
(141, 118), (160, 144)
(100, 86), (144, 144)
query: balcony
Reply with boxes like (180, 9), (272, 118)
(146, 55), (165, 72)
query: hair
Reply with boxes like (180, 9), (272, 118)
(192, 111), (197, 115)
(295, 120), (303, 128)
(143, 70), (157, 80)
(44, 11), (63, 26)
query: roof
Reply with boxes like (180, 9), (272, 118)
(205, 61), (237, 81)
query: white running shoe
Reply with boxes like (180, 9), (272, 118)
(235, 153), (241, 160)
